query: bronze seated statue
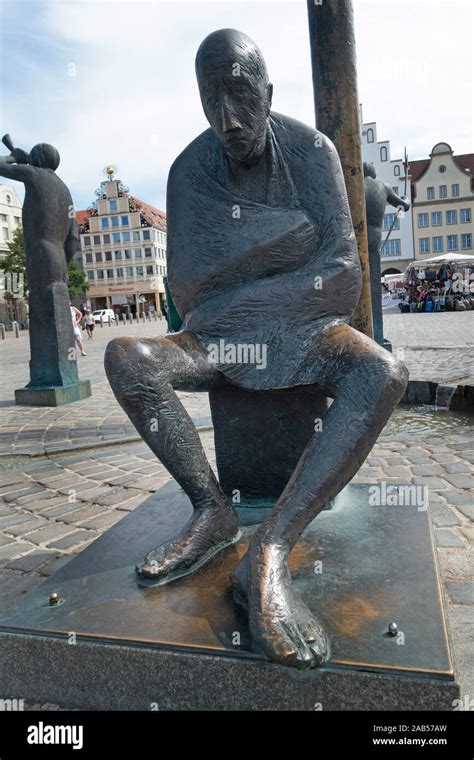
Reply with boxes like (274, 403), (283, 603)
(105, 28), (408, 669)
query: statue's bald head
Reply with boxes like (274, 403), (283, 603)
(363, 162), (376, 179)
(195, 29), (272, 165)
(196, 28), (269, 86)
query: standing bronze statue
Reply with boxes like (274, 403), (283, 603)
(0, 138), (90, 403)
(105, 29), (408, 669)
(363, 162), (411, 345)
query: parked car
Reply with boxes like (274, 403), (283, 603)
(92, 309), (116, 324)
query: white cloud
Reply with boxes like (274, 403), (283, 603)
(2, 0), (472, 211)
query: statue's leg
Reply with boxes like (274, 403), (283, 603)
(104, 331), (239, 585)
(231, 323), (408, 668)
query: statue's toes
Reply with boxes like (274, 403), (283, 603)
(135, 541), (181, 580)
(299, 619), (330, 666)
(253, 615), (318, 670)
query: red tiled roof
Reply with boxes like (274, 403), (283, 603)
(130, 196), (167, 232)
(76, 210), (90, 225)
(409, 153), (474, 184)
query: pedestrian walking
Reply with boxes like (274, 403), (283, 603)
(83, 308), (95, 340)
(70, 304), (87, 356)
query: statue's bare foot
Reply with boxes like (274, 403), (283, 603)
(136, 505), (240, 586)
(231, 543), (330, 669)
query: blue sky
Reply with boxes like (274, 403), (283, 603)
(1, 0), (472, 212)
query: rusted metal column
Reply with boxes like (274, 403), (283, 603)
(307, 0), (373, 337)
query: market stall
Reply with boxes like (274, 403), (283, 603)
(402, 253), (474, 312)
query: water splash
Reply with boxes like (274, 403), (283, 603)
(435, 384), (457, 411)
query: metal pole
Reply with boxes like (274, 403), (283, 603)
(0, 323), (5, 340)
(13, 321), (20, 338)
(307, 0), (373, 338)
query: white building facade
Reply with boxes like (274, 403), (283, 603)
(361, 111), (415, 274)
(0, 184), (23, 322)
(79, 176), (167, 315)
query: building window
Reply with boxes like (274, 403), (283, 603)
(86, 270), (95, 280)
(114, 250), (122, 261)
(122, 231), (131, 242)
(105, 251), (112, 262)
(392, 186), (399, 194)
(121, 215), (129, 226)
(97, 270), (105, 280)
(461, 208), (471, 223)
(382, 239), (401, 256)
(109, 199), (118, 211)
(452, 184), (460, 197)
(116, 268), (124, 278)
(367, 128), (374, 143)
(133, 231), (140, 241)
(106, 269), (114, 279)
(383, 213), (400, 230)
(2, 227), (9, 240)
(419, 238), (430, 254)
(446, 210), (457, 225)
(126, 267), (134, 277)
(394, 165), (400, 176)
(380, 146), (388, 162)
(103, 234), (110, 244)
(438, 165), (447, 173)
(6, 194), (11, 203)
(111, 216), (119, 228)
(95, 252), (102, 262)
(112, 232), (120, 244)
(427, 187), (435, 200)
(136, 266), (144, 276)
(101, 217), (109, 228)
(85, 253), (93, 264)
(133, 248), (141, 258)
(461, 233), (472, 249)
(447, 235), (458, 251)
(439, 185), (447, 198)
(123, 249), (132, 260)
(432, 236), (443, 253)
(143, 230), (151, 240)
(146, 265), (154, 275)
(13, 216), (20, 225)
(144, 247), (152, 258)
(418, 213), (429, 228)
(93, 235), (100, 245)
(83, 236), (91, 247)
(431, 211), (442, 226)
(0, 214), (6, 222)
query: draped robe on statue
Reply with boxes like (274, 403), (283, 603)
(167, 112), (362, 391)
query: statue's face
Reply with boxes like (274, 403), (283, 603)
(198, 60), (272, 165)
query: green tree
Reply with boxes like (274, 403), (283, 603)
(1, 226), (89, 297)
(2, 226), (27, 296)
(67, 258), (89, 297)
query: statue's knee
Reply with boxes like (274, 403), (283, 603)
(368, 350), (408, 399)
(104, 337), (140, 378)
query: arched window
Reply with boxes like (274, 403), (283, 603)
(380, 146), (388, 162)
(394, 165), (400, 176)
(367, 128), (374, 143)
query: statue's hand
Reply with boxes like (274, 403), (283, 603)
(10, 148), (29, 165)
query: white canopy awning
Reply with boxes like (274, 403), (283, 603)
(406, 253), (474, 268)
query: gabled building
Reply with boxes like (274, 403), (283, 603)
(409, 143), (473, 261)
(360, 108), (415, 274)
(77, 173), (167, 315)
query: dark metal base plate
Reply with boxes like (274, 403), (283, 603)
(0, 481), (453, 680)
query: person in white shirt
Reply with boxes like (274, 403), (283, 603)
(70, 304), (86, 356)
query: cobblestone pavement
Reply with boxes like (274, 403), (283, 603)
(384, 312), (474, 384)
(0, 313), (473, 708)
(0, 319), (211, 457)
